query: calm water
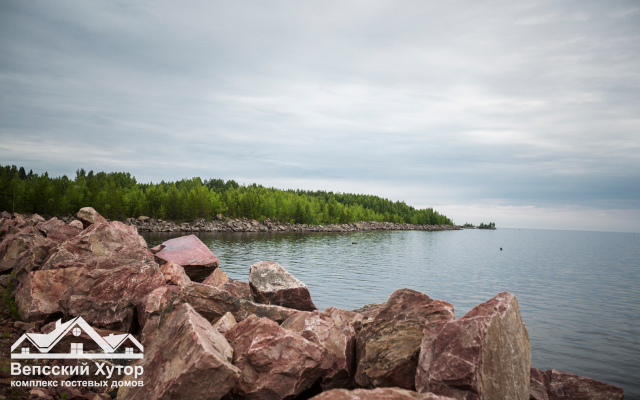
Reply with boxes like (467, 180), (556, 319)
(144, 228), (640, 398)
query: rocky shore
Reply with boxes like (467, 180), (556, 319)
(123, 216), (461, 233)
(0, 209), (624, 400)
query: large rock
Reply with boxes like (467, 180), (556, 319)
(138, 285), (180, 346)
(310, 388), (456, 400)
(41, 222), (153, 270)
(224, 314), (333, 400)
(249, 261), (317, 311)
(154, 234), (220, 281)
(348, 302), (387, 333)
(546, 369), (624, 400)
(355, 289), (455, 390)
(160, 260), (192, 287)
(118, 303), (241, 400)
(76, 207), (108, 228)
(415, 292), (531, 400)
(58, 259), (164, 332)
(178, 283), (302, 324)
(202, 267), (229, 287)
(282, 308), (356, 390)
(530, 367), (550, 400)
(202, 267), (254, 300)
(36, 218), (82, 247)
(15, 267), (88, 323)
(0, 232), (48, 278)
(211, 311), (237, 334)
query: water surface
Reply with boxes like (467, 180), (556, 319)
(144, 228), (640, 398)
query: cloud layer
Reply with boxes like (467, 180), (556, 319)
(1, 1), (639, 231)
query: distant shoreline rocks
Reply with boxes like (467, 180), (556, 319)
(124, 216), (462, 234)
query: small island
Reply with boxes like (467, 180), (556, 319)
(462, 222), (496, 230)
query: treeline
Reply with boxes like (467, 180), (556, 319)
(0, 165), (453, 226)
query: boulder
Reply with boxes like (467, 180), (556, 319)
(118, 303), (241, 400)
(355, 289), (455, 390)
(138, 285), (180, 346)
(309, 388), (456, 400)
(282, 307), (356, 390)
(1, 210), (11, 219)
(59, 260), (165, 332)
(348, 302), (386, 333)
(160, 260), (192, 287)
(69, 220), (83, 229)
(148, 244), (164, 254)
(249, 261), (317, 311)
(0, 232), (48, 278)
(202, 267), (229, 287)
(109, 221), (147, 247)
(547, 369), (624, 400)
(530, 367), (550, 400)
(178, 283), (302, 324)
(35, 219), (82, 248)
(154, 234), (220, 281)
(224, 315), (333, 400)
(26, 214), (46, 226)
(415, 292), (531, 400)
(76, 207), (108, 228)
(212, 311), (237, 334)
(41, 222), (153, 270)
(221, 278), (253, 301)
(15, 267), (88, 323)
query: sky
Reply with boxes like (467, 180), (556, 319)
(1, 1), (639, 232)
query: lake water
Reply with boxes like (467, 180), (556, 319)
(143, 228), (640, 398)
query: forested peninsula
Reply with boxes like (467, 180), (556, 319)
(0, 166), (453, 226)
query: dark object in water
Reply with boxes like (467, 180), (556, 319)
(352, 242), (357, 244)
(500, 248), (503, 250)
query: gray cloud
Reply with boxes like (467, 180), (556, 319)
(1, 0), (639, 230)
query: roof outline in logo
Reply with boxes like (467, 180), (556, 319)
(11, 317), (143, 359)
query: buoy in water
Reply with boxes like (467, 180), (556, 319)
(500, 247), (503, 250)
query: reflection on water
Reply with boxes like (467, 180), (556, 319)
(144, 229), (640, 398)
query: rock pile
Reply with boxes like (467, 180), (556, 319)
(124, 216), (461, 233)
(0, 210), (624, 400)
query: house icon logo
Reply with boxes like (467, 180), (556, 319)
(11, 317), (143, 359)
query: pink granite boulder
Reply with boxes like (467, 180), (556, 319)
(249, 261), (317, 311)
(355, 289), (455, 390)
(530, 367), (551, 400)
(178, 282), (302, 324)
(160, 260), (192, 287)
(118, 303), (241, 400)
(154, 234), (220, 281)
(15, 266), (88, 323)
(138, 285), (181, 346)
(41, 222), (153, 270)
(76, 207), (108, 228)
(211, 311), (237, 334)
(282, 307), (357, 390)
(0, 231), (48, 278)
(547, 369), (624, 400)
(310, 388), (456, 400)
(202, 267), (229, 287)
(58, 260), (165, 332)
(415, 292), (531, 400)
(224, 314), (333, 399)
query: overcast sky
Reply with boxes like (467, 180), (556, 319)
(1, 1), (639, 232)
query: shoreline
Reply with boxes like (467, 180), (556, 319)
(123, 216), (462, 233)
